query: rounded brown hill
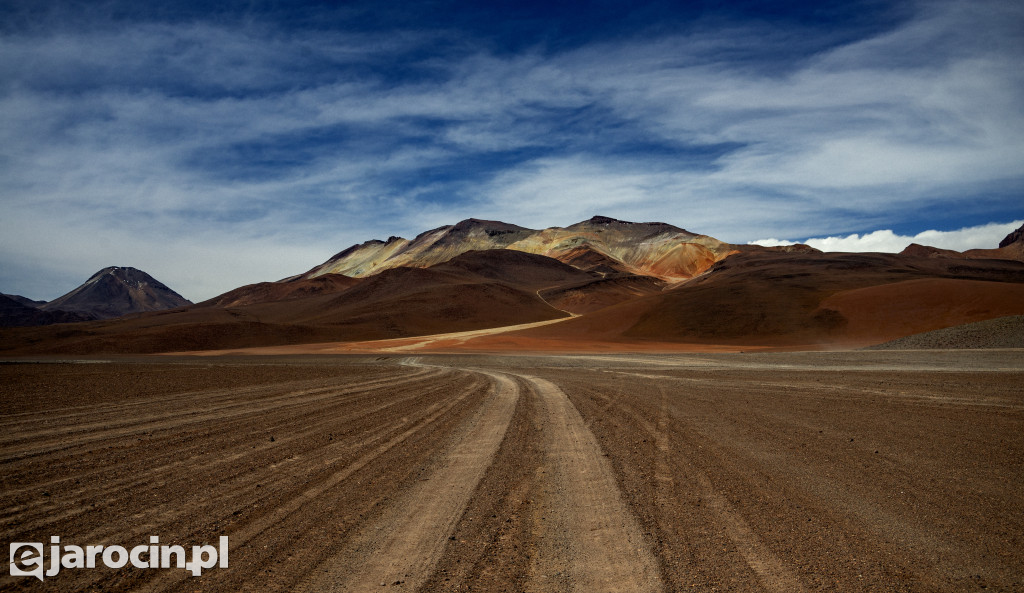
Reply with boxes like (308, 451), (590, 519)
(497, 251), (1024, 349)
(199, 273), (361, 308)
(538, 274), (666, 315)
(427, 248), (598, 290)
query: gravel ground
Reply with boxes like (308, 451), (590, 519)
(2, 352), (1022, 592)
(867, 315), (1024, 350)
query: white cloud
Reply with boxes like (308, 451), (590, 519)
(538, 0), (1024, 217)
(1, 0), (1023, 299)
(750, 219), (1023, 253)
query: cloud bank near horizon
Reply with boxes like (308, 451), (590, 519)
(1, 0), (1022, 300)
(750, 219), (1023, 253)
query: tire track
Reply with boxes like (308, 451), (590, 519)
(0, 371), (447, 523)
(521, 375), (663, 593)
(567, 375), (806, 593)
(688, 473), (807, 593)
(0, 367), (435, 427)
(651, 383), (688, 582)
(1, 376), (426, 495)
(0, 367), (444, 461)
(1, 380), (457, 535)
(298, 367), (520, 592)
(661, 413), (808, 592)
(677, 410), (988, 593)
(0, 365), (438, 429)
(56, 370), (482, 593)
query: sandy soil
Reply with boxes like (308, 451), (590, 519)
(2, 351), (1022, 592)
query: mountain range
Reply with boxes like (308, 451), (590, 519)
(304, 215), (811, 282)
(1, 217), (1022, 353)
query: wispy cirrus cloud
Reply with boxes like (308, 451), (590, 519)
(0, 0), (1021, 300)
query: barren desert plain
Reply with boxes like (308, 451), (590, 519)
(6, 0), (1024, 588)
(3, 219), (1024, 592)
(2, 347), (1022, 592)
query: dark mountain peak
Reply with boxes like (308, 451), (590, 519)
(40, 266), (191, 320)
(1, 294), (29, 311)
(390, 219), (529, 244)
(87, 266), (173, 290)
(582, 215), (626, 225)
(431, 218), (534, 247)
(2, 293), (45, 308)
(567, 215), (688, 235)
(92, 265), (123, 276)
(448, 218), (532, 235)
(0, 294), (94, 327)
(999, 223), (1024, 248)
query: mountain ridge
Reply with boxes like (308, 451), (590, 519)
(305, 215), (812, 282)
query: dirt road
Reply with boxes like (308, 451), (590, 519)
(1, 351), (1022, 592)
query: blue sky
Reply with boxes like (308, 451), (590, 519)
(1, 0), (1022, 301)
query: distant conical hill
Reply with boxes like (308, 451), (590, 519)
(40, 266), (191, 320)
